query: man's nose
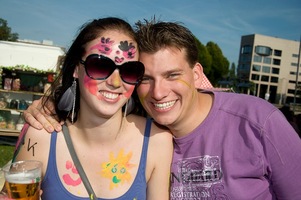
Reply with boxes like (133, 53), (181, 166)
(151, 80), (169, 100)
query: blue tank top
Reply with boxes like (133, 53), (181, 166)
(41, 118), (152, 200)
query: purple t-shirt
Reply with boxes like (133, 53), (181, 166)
(171, 91), (301, 200)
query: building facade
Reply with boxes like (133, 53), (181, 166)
(0, 40), (65, 71)
(237, 34), (301, 105)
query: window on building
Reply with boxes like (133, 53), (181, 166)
(240, 55), (252, 62)
(255, 46), (272, 56)
(289, 80), (296, 84)
(263, 57), (271, 64)
(251, 74), (260, 81)
(252, 65), (261, 72)
(253, 55), (262, 63)
(272, 68), (280, 74)
(289, 71), (301, 75)
(291, 62), (298, 66)
(270, 76), (278, 83)
(292, 53), (299, 58)
(238, 63), (250, 71)
(273, 59), (281, 65)
(242, 45), (252, 54)
(274, 49), (282, 57)
(290, 71), (296, 75)
(261, 75), (269, 82)
(262, 66), (271, 73)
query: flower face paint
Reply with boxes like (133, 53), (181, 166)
(100, 149), (135, 190)
(76, 30), (139, 116)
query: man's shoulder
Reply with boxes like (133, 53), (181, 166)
(213, 91), (278, 121)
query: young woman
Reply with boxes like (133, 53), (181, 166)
(11, 17), (173, 200)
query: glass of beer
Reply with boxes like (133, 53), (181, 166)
(3, 160), (42, 200)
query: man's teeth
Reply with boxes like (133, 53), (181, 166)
(154, 101), (175, 110)
(101, 92), (118, 99)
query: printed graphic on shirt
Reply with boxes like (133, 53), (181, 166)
(170, 155), (228, 200)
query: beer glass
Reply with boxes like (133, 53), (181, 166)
(3, 160), (42, 200)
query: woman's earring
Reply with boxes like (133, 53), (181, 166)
(123, 97), (135, 118)
(58, 79), (77, 123)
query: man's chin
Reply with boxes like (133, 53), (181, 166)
(151, 116), (174, 127)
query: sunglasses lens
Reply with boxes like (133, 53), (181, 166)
(83, 55), (144, 84)
(85, 56), (113, 79)
(120, 62), (145, 84)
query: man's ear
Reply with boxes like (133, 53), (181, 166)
(193, 63), (203, 88)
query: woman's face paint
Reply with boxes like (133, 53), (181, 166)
(90, 37), (114, 55)
(62, 160), (82, 186)
(123, 86), (135, 98)
(100, 149), (135, 190)
(89, 36), (138, 63)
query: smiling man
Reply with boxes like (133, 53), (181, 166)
(24, 18), (301, 199)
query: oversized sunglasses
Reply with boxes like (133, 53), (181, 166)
(80, 54), (145, 85)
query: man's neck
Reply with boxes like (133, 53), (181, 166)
(168, 93), (213, 138)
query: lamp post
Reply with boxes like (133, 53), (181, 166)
(293, 35), (301, 113)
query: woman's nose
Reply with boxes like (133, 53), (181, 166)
(107, 69), (122, 88)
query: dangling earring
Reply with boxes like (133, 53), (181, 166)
(58, 79), (77, 123)
(123, 97), (135, 118)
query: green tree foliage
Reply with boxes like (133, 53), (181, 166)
(0, 18), (19, 41)
(229, 62), (236, 79)
(194, 38), (230, 86)
(195, 37), (212, 75)
(206, 42), (229, 86)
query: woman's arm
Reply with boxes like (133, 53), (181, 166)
(147, 127), (173, 200)
(13, 125), (51, 174)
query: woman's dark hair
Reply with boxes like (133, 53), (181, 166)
(43, 17), (137, 122)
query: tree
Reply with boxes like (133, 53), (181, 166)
(206, 42), (229, 86)
(229, 62), (236, 79)
(195, 37), (212, 75)
(0, 18), (19, 41)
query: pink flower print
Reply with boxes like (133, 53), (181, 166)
(90, 37), (114, 55)
(119, 41), (137, 59)
(115, 56), (125, 64)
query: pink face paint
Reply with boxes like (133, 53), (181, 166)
(62, 161), (82, 186)
(124, 86), (135, 98)
(119, 41), (137, 59)
(66, 160), (73, 169)
(84, 75), (98, 95)
(90, 37), (114, 55)
(115, 56), (125, 64)
(63, 174), (82, 187)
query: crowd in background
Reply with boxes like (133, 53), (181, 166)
(279, 105), (301, 137)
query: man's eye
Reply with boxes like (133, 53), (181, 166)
(140, 77), (150, 83)
(168, 73), (181, 79)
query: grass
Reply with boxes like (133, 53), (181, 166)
(0, 144), (15, 168)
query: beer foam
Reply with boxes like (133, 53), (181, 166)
(5, 172), (40, 184)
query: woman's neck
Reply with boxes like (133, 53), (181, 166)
(68, 110), (127, 145)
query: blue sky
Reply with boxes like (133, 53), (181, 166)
(1, 0), (300, 66)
